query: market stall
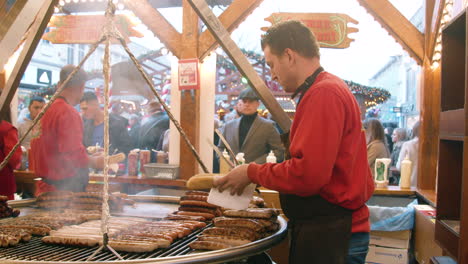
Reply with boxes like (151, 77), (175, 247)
(1, 0), (468, 263)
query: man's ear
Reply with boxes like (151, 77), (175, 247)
(284, 48), (295, 65)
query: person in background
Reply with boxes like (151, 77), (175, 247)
(397, 121), (420, 187)
(364, 118), (390, 178)
(215, 21), (374, 264)
(128, 114), (141, 149)
(0, 111), (22, 200)
(110, 102), (129, 127)
(80, 92), (132, 155)
(384, 126), (394, 153)
(17, 96), (45, 149)
(138, 100), (169, 162)
(389, 128), (407, 184)
(223, 100), (243, 122)
(31, 65), (104, 195)
(218, 87), (284, 164)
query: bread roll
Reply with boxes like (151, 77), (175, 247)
(186, 174), (223, 190)
(109, 153), (126, 164)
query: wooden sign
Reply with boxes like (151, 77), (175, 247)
(263, 13), (359, 49)
(42, 14), (143, 44)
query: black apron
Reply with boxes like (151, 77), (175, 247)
(280, 194), (352, 264)
(279, 67), (352, 263)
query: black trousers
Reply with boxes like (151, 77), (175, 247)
(281, 194), (353, 264)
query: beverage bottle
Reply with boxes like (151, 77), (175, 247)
(399, 154), (412, 189)
(266, 150), (277, 163)
(220, 150), (231, 173)
(235, 152), (245, 165)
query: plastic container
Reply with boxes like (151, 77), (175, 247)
(399, 155), (412, 189)
(374, 158), (391, 188)
(143, 163), (179, 179)
(266, 150), (277, 163)
(220, 150), (231, 173)
(236, 152), (245, 165)
(127, 150), (139, 176)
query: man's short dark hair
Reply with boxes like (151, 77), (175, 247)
(60, 64), (87, 88)
(80, 91), (98, 103)
(29, 96), (45, 107)
(261, 20), (320, 58)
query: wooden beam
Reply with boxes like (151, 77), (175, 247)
(187, 0), (292, 133)
(198, 0), (264, 60)
(417, 0), (439, 191)
(123, 0), (182, 58)
(0, 0), (47, 70)
(179, 0), (201, 179)
(356, 0), (424, 65)
(0, 0), (27, 42)
(0, 0), (57, 119)
(418, 61), (440, 190)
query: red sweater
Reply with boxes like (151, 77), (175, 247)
(31, 98), (89, 181)
(248, 72), (374, 233)
(0, 121), (22, 199)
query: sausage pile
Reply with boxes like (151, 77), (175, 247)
(42, 217), (207, 252)
(0, 210), (99, 247)
(188, 208), (281, 251)
(36, 191), (133, 212)
(169, 191), (222, 221)
(0, 195), (20, 218)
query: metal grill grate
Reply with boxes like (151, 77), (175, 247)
(0, 225), (207, 262)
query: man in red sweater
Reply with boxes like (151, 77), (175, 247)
(215, 21), (374, 264)
(31, 65), (103, 195)
(0, 119), (22, 200)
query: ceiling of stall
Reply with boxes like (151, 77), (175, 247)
(60, 0), (233, 13)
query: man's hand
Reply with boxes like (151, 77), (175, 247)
(214, 164), (252, 195)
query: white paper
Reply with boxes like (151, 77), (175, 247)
(207, 183), (256, 210)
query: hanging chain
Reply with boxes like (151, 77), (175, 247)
(100, 0), (113, 246)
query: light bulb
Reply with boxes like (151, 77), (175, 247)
(59, 0), (65, 5)
(433, 52), (441, 61)
(432, 61), (440, 69)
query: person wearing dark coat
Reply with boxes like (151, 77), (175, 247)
(80, 92), (132, 155)
(138, 101), (170, 162)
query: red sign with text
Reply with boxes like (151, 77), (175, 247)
(178, 59), (200, 90)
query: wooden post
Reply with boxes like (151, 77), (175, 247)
(178, 0), (201, 180)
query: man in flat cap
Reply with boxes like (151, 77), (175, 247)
(218, 88), (284, 164)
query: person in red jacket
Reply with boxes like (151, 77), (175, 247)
(0, 118), (22, 200)
(215, 20), (374, 264)
(30, 65), (103, 195)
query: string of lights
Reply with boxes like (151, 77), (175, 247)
(431, 0), (453, 69)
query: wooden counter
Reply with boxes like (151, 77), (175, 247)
(374, 186), (417, 195)
(14, 170), (187, 195)
(15, 170), (437, 206)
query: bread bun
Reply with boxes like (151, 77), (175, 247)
(186, 174), (223, 190)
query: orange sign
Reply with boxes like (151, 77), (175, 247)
(42, 14), (143, 44)
(263, 13), (358, 49)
